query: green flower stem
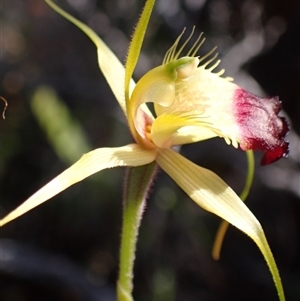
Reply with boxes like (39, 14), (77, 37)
(212, 150), (255, 260)
(117, 162), (157, 301)
(239, 150), (255, 202)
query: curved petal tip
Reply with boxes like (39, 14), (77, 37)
(234, 88), (290, 165)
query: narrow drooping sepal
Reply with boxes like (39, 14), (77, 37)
(0, 144), (157, 226)
(156, 148), (285, 301)
(233, 89), (289, 165)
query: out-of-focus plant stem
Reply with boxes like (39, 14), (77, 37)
(212, 150), (255, 260)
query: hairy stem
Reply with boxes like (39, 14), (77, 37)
(117, 163), (157, 301)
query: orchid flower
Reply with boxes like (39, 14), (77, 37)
(1, 0), (289, 301)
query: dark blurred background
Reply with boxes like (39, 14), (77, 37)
(1, 0), (299, 300)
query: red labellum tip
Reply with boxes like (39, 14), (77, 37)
(233, 88), (290, 165)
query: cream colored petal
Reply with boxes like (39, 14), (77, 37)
(171, 126), (217, 145)
(1, 144), (156, 226)
(156, 148), (259, 234)
(156, 148), (285, 301)
(44, 0), (153, 118)
(153, 66), (239, 147)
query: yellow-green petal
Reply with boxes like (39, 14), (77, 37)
(125, 0), (156, 103)
(0, 144), (156, 227)
(124, 0), (157, 148)
(156, 148), (285, 301)
(151, 112), (217, 147)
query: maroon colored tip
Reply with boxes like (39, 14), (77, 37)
(260, 141), (290, 165)
(234, 89), (290, 165)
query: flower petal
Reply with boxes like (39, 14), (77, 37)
(234, 88), (289, 165)
(155, 65), (289, 164)
(156, 148), (285, 301)
(0, 144), (156, 226)
(153, 67), (242, 147)
(44, 0), (153, 119)
(44, 0), (126, 115)
(125, 0), (156, 102)
(171, 126), (217, 145)
(151, 112), (217, 147)
(129, 57), (200, 148)
(156, 148), (258, 239)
